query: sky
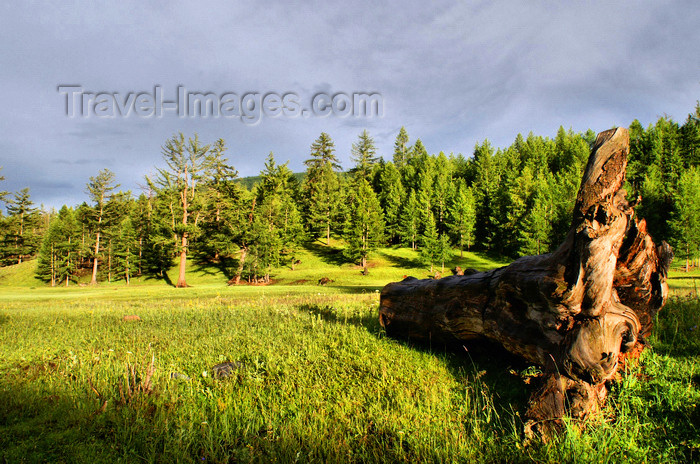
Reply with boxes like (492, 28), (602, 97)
(0, 1), (699, 209)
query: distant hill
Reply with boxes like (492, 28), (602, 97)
(235, 172), (306, 190)
(235, 171), (354, 190)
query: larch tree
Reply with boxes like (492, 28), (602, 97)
(147, 133), (213, 288)
(85, 169), (119, 285)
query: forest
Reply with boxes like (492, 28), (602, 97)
(1, 102), (699, 287)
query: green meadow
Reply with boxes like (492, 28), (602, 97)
(0, 245), (698, 463)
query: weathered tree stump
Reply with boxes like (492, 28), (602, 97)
(378, 128), (672, 437)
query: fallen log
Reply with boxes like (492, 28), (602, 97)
(378, 127), (672, 436)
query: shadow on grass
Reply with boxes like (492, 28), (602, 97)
(376, 250), (423, 270)
(296, 303), (530, 419)
(191, 253), (237, 282)
(303, 240), (349, 266)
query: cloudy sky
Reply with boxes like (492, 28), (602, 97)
(1, 1), (699, 208)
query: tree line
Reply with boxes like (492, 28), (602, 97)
(1, 102), (699, 286)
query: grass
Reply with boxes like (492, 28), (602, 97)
(0, 245), (698, 462)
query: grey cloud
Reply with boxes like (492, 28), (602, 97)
(0, 0), (698, 208)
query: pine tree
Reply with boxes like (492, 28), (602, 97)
(113, 216), (138, 284)
(199, 139), (242, 261)
(393, 127), (409, 168)
(2, 188), (40, 265)
(131, 194), (152, 276)
(248, 153), (303, 283)
(400, 190), (420, 250)
(350, 130), (379, 182)
(471, 140), (499, 250)
(679, 102), (700, 166)
(436, 232), (452, 272)
(36, 206), (79, 286)
(448, 180), (476, 257)
(343, 178), (384, 269)
(519, 174), (552, 256)
(419, 211), (439, 273)
(670, 166), (700, 271)
(302, 132), (343, 245)
(376, 162), (405, 244)
(432, 152), (453, 233)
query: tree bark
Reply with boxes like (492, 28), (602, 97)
(378, 128), (672, 437)
(176, 233), (188, 287)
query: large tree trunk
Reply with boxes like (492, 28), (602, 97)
(378, 128), (672, 437)
(176, 233), (188, 288)
(90, 230), (100, 285)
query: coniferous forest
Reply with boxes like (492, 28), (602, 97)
(2, 102), (700, 286)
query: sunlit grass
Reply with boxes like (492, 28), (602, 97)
(0, 246), (698, 462)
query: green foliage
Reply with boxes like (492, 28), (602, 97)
(349, 130), (379, 183)
(670, 167), (700, 270)
(245, 154), (304, 282)
(376, 162), (405, 244)
(393, 126), (410, 168)
(343, 178), (385, 268)
(14, 100), (700, 283)
(36, 206), (79, 286)
(448, 180), (476, 255)
(1, 188), (42, 265)
(302, 132), (344, 245)
(147, 133), (219, 287)
(400, 190), (420, 250)
(419, 211), (439, 272)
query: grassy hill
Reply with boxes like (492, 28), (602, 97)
(2, 241), (698, 297)
(0, 242), (507, 296)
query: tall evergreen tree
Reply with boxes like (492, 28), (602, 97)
(400, 190), (420, 250)
(419, 211), (439, 272)
(448, 180), (476, 257)
(377, 162), (405, 244)
(343, 178), (384, 268)
(147, 133), (214, 287)
(37, 206), (79, 286)
(302, 132), (344, 245)
(432, 152), (453, 233)
(199, 139), (242, 261)
(350, 130), (379, 182)
(2, 188), (40, 265)
(248, 153), (303, 282)
(471, 140), (499, 250)
(85, 169), (119, 284)
(519, 174), (552, 256)
(392, 126), (409, 168)
(113, 216), (138, 284)
(670, 166), (700, 271)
